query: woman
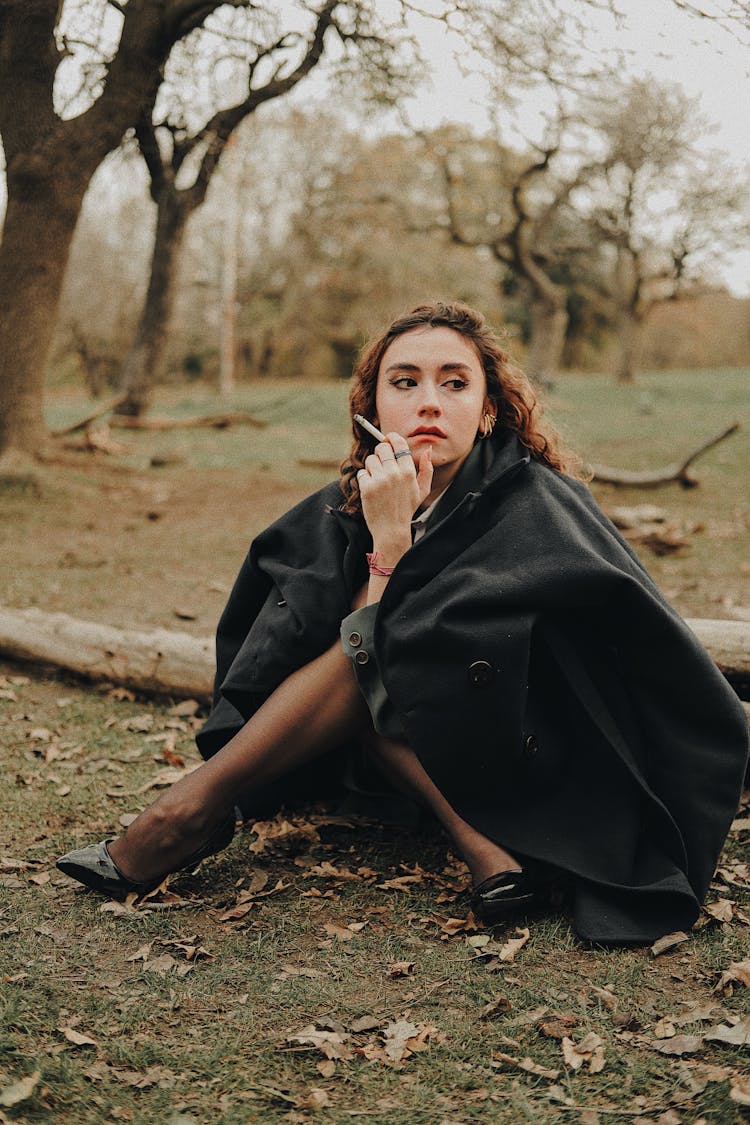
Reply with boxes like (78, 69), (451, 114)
(58, 302), (749, 944)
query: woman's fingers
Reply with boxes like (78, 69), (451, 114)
(416, 446), (433, 503)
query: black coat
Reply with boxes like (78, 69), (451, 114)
(197, 428), (749, 943)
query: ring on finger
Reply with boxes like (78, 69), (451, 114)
(394, 449), (412, 460)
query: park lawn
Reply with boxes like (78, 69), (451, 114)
(1, 367), (749, 1122)
(1, 666), (749, 1123)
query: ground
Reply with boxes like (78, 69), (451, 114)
(0, 371), (748, 1123)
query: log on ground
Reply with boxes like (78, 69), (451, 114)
(0, 606), (213, 700)
(0, 607), (748, 702)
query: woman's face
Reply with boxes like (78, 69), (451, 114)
(374, 326), (491, 488)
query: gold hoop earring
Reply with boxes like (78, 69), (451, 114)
(479, 412), (496, 439)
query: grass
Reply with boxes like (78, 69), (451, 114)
(1, 368), (749, 1122)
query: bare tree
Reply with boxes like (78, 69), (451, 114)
(116, 1), (412, 415)
(0, 0), (422, 457)
(0, 0), (253, 460)
(581, 78), (750, 382)
(438, 130), (595, 386)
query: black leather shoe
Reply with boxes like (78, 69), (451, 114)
(471, 868), (537, 925)
(56, 815), (236, 899)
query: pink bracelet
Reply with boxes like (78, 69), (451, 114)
(366, 551), (396, 576)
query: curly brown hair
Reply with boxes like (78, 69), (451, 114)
(339, 301), (585, 512)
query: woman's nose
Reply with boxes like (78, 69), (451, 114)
(417, 388), (441, 416)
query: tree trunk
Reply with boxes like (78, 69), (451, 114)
(116, 191), (191, 417)
(615, 309), (644, 384)
(0, 165), (88, 456)
(526, 297), (568, 389)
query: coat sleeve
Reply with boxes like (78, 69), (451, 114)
(196, 482), (361, 759)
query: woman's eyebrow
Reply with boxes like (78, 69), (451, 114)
(383, 361), (473, 374)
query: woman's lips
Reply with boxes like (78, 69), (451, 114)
(409, 426), (446, 439)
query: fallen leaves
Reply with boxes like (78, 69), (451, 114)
(561, 1032), (606, 1073)
(386, 960), (415, 978)
(714, 958), (750, 993)
(730, 1073), (750, 1106)
(124, 935), (213, 976)
(284, 1017), (443, 1068)
(465, 927), (530, 969)
(492, 1052), (560, 1080)
(653, 1034), (704, 1056)
(0, 1071), (41, 1108)
(650, 931), (689, 957)
(704, 1015), (750, 1046)
(59, 1026), (98, 1048)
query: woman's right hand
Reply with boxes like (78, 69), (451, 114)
(356, 431), (433, 569)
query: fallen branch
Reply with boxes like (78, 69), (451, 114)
(590, 422), (739, 488)
(110, 411), (267, 430)
(0, 607), (748, 702)
(51, 395), (130, 437)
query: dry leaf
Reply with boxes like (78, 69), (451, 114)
(653, 1017), (676, 1039)
(120, 713), (154, 732)
(654, 1034), (704, 1055)
(316, 1060), (336, 1079)
(376, 874), (424, 892)
(60, 1027), (98, 1047)
(481, 996), (512, 1019)
(429, 913), (478, 936)
(287, 1025), (353, 1061)
(590, 986), (617, 1011)
(714, 959), (750, 994)
(539, 1015), (578, 1039)
(27, 727), (53, 741)
(382, 1020), (419, 1063)
(380, 1020), (437, 1064)
(496, 927), (530, 963)
(0, 1071), (41, 1108)
(704, 1015), (750, 1046)
(703, 899), (735, 922)
(650, 931), (689, 957)
(137, 765), (197, 793)
(168, 699), (200, 717)
(729, 1074), (750, 1106)
(142, 953), (177, 975)
(125, 942), (154, 962)
(323, 922), (360, 942)
(387, 961), (415, 978)
(561, 1032), (605, 1073)
(298, 1088), (330, 1110)
(672, 999), (727, 1026)
(492, 1052), (559, 1080)
(161, 745), (185, 768)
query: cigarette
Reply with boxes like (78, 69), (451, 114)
(354, 414), (387, 443)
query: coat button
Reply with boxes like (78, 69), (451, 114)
(348, 631), (362, 648)
(468, 660), (493, 687)
(524, 734), (539, 757)
(354, 650), (370, 665)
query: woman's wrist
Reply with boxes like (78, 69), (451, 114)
(370, 536), (411, 568)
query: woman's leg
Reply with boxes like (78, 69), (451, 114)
(108, 639), (371, 883)
(364, 733), (521, 885)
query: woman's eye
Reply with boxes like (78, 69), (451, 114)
(391, 376), (417, 388)
(444, 378), (469, 390)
